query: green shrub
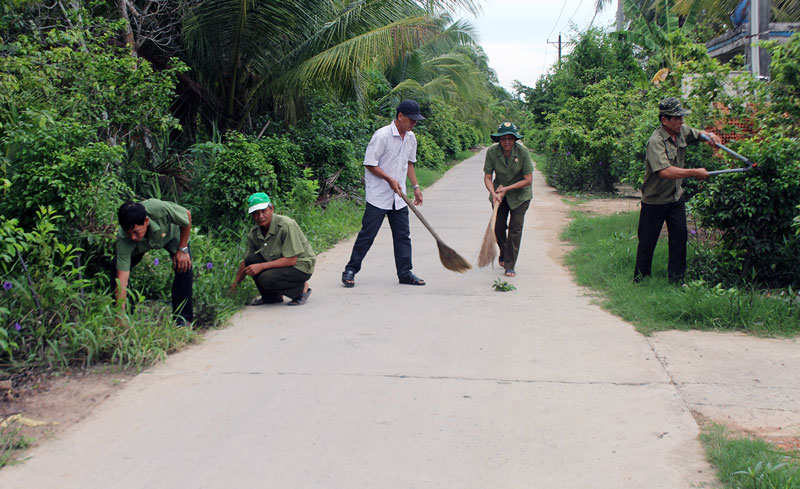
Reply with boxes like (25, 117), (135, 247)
(692, 135), (800, 286)
(415, 132), (446, 170)
(195, 132), (279, 228)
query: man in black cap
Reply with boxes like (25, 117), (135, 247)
(341, 99), (426, 287)
(634, 97), (722, 283)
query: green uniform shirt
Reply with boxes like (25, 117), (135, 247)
(246, 214), (316, 275)
(483, 142), (534, 210)
(641, 125), (702, 204)
(115, 199), (191, 272)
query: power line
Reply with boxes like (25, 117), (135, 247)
(547, 0), (571, 40)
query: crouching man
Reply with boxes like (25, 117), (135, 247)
(112, 199), (193, 326)
(229, 192), (315, 306)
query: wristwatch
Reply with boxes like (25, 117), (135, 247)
(178, 246), (189, 254)
(412, 184), (420, 190)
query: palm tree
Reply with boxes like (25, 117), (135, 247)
(180, 0), (481, 130)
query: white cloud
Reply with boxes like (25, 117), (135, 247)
(457, 0), (619, 91)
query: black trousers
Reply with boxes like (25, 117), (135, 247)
(495, 198), (530, 270)
(109, 249), (193, 322)
(244, 254), (311, 301)
(345, 202), (413, 279)
(634, 197), (688, 282)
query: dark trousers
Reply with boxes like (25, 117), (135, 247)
(345, 203), (413, 279)
(634, 197), (688, 282)
(244, 254), (311, 301)
(109, 249), (193, 322)
(495, 198), (530, 270)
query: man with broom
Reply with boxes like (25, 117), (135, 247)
(483, 122), (534, 278)
(341, 99), (426, 288)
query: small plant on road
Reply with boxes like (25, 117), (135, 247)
(492, 279), (516, 292)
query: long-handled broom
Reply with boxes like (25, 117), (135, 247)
(477, 200), (499, 268)
(398, 192), (471, 273)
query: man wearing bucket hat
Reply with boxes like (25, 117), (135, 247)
(484, 121), (534, 277)
(634, 97), (721, 283)
(230, 192), (315, 306)
(111, 199), (193, 326)
(341, 99), (426, 288)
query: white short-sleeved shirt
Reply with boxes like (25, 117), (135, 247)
(363, 120), (417, 210)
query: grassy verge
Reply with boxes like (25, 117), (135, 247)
(561, 210), (800, 336)
(701, 424), (800, 489)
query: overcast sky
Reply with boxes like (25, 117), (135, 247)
(456, 0), (619, 93)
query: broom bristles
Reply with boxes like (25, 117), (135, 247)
(437, 241), (472, 273)
(477, 220), (497, 268)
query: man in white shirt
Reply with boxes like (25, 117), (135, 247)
(342, 99), (426, 287)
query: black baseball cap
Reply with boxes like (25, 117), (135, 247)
(396, 99), (425, 121)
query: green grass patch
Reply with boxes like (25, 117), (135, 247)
(0, 422), (34, 469)
(561, 211), (800, 336)
(701, 424), (800, 489)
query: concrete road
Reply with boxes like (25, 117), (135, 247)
(0, 150), (717, 488)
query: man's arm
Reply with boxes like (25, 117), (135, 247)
(366, 165), (402, 195)
(115, 269), (131, 310)
(407, 162), (422, 206)
(496, 173), (533, 199)
(659, 166), (709, 180)
(243, 256), (298, 276)
(173, 209), (192, 273)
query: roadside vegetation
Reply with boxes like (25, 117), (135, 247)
(702, 424), (800, 489)
(0, 0), (522, 377)
(562, 209), (800, 336)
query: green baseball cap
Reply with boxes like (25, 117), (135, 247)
(491, 122), (523, 142)
(247, 192), (271, 213)
(658, 97), (691, 117)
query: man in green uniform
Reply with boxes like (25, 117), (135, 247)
(112, 199), (193, 325)
(483, 122), (534, 277)
(634, 97), (721, 283)
(230, 192), (315, 306)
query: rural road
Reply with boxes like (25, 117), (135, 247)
(1, 149), (798, 488)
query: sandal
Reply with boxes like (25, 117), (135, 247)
(250, 293), (283, 306)
(288, 288), (311, 306)
(504, 269), (516, 277)
(342, 270), (355, 288)
(398, 273), (426, 286)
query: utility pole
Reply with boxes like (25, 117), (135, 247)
(616, 0), (624, 31)
(547, 35), (562, 66)
(749, 0), (771, 79)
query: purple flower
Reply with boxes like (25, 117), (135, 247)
(2, 281), (11, 291)
(14, 322), (21, 331)
(690, 229), (697, 235)
(154, 258), (160, 266)
(206, 262), (213, 270)
(566, 151), (571, 156)
(598, 161), (603, 166)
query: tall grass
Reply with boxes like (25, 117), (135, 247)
(562, 211), (800, 336)
(701, 424), (800, 489)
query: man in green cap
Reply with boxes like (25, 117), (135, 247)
(484, 121), (534, 277)
(229, 192), (315, 306)
(112, 199), (193, 325)
(634, 97), (721, 283)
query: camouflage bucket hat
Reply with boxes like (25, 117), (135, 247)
(658, 97), (691, 117)
(491, 122), (523, 142)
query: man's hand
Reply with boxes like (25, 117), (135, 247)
(387, 177), (402, 196)
(495, 184), (508, 201)
(700, 131), (722, 148)
(228, 282), (238, 296)
(695, 168), (710, 181)
(243, 262), (265, 276)
(413, 187), (423, 206)
(173, 250), (191, 273)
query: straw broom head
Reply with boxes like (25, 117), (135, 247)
(477, 201), (499, 268)
(437, 241), (472, 273)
